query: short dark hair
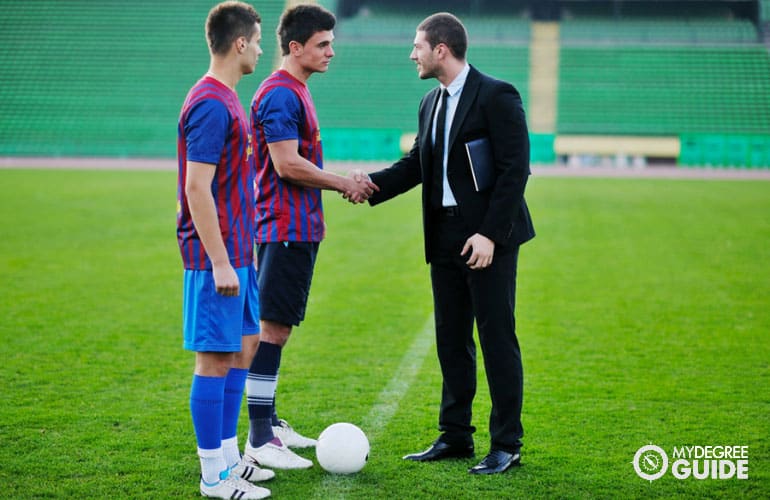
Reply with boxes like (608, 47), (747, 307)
(206, 1), (261, 55)
(417, 12), (467, 60)
(277, 4), (336, 56)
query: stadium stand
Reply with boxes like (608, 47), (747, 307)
(0, 0), (284, 157)
(312, 12), (530, 161)
(0, 0), (768, 167)
(556, 13), (770, 167)
(560, 18), (759, 44)
(557, 46), (770, 136)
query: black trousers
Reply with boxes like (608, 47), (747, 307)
(429, 211), (523, 453)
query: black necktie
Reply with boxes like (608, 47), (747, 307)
(431, 88), (449, 209)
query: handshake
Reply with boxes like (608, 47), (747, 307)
(341, 169), (379, 204)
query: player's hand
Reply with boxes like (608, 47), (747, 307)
(461, 233), (495, 270)
(343, 171), (379, 204)
(349, 169), (368, 183)
(212, 262), (240, 296)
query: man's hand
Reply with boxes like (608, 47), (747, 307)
(342, 170), (379, 203)
(212, 262), (240, 296)
(461, 233), (495, 270)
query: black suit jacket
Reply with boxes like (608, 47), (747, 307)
(369, 65), (535, 263)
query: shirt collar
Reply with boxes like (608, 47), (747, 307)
(441, 64), (470, 98)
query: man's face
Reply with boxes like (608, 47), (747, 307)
(410, 30), (438, 80)
(297, 30), (335, 74)
(240, 23), (263, 75)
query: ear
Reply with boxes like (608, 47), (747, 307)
(236, 36), (247, 53)
(288, 40), (303, 56)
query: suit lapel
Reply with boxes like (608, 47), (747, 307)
(447, 66), (481, 154)
(419, 87), (442, 172)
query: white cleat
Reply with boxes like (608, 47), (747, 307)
(244, 438), (313, 470)
(272, 419), (317, 448)
(232, 458), (275, 483)
(200, 473), (271, 499)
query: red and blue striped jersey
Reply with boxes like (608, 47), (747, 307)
(251, 70), (325, 243)
(177, 75), (255, 270)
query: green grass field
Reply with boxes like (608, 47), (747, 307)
(0, 168), (768, 499)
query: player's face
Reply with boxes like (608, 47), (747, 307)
(411, 30), (438, 80)
(241, 23), (263, 75)
(297, 30), (335, 74)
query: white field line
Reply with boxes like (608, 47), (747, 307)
(310, 314), (435, 499)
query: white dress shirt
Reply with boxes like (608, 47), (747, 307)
(431, 63), (470, 208)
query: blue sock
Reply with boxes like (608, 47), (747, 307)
(190, 374), (226, 451)
(222, 368), (248, 441)
(247, 342), (282, 447)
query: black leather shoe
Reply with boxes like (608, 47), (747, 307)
(468, 449), (521, 474)
(403, 440), (475, 462)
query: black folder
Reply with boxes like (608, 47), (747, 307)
(464, 137), (494, 191)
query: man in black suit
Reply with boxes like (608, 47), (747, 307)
(359, 12), (535, 475)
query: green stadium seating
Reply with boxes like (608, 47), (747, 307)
(0, 0), (284, 157)
(561, 18), (759, 44)
(557, 15), (770, 167)
(310, 13), (530, 160)
(336, 14), (530, 44)
(310, 43), (529, 132)
(557, 46), (770, 136)
(0, 2), (530, 160)
(0, 2), (768, 167)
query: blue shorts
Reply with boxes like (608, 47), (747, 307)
(257, 242), (319, 327)
(183, 265), (260, 352)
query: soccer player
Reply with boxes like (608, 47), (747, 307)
(241, 4), (377, 470)
(176, 2), (272, 498)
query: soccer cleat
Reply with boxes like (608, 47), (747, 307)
(232, 458), (275, 483)
(200, 473), (271, 499)
(244, 438), (313, 470)
(272, 419), (317, 448)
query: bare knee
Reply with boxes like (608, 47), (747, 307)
(233, 334), (261, 369)
(259, 320), (292, 347)
(195, 352), (235, 377)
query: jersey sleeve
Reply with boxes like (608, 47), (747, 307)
(256, 86), (301, 144)
(184, 99), (230, 165)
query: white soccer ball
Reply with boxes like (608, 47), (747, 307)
(316, 422), (369, 474)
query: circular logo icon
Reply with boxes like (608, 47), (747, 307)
(633, 444), (668, 481)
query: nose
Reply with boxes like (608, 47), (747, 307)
(409, 48), (417, 60)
